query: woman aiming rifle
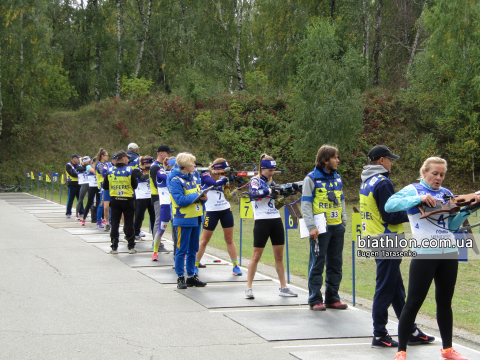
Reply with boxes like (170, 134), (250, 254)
(386, 157), (480, 360)
(244, 154), (297, 299)
(195, 158), (242, 276)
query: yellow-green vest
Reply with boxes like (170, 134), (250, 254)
(66, 162), (78, 183)
(149, 161), (160, 196)
(308, 171), (343, 226)
(170, 176), (203, 218)
(359, 174), (404, 236)
(107, 166), (134, 197)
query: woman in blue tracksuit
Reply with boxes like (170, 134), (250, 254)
(245, 154), (297, 299)
(386, 157), (479, 360)
(167, 152), (208, 289)
(195, 158), (242, 276)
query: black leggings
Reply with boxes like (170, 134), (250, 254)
(398, 257), (458, 352)
(83, 187), (99, 221)
(134, 198), (155, 236)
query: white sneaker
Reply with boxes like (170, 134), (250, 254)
(110, 249), (118, 255)
(245, 288), (254, 299)
(279, 287), (298, 297)
(128, 248), (137, 254)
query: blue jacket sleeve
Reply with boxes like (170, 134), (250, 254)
(373, 180), (409, 225)
(202, 173), (227, 187)
(385, 185), (421, 213)
(249, 178), (269, 199)
(169, 178), (199, 207)
(448, 207), (476, 231)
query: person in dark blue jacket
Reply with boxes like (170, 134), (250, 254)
(360, 145), (434, 348)
(168, 152), (208, 289)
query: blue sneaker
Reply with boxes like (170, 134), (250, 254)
(232, 265), (243, 276)
(66, 214), (71, 219)
(139, 232), (146, 237)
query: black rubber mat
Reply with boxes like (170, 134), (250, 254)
(113, 252), (228, 268)
(224, 307), (396, 341)
(175, 283), (308, 309)
(138, 266), (271, 284)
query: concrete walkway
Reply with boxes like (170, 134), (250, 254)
(1, 193), (479, 360)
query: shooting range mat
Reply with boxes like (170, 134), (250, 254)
(174, 283), (308, 309)
(0, 194), (35, 199)
(289, 342), (480, 360)
(64, 228), (123, 235)
(223, 307), (396, 341)
(20, 206), (66, 211)
(6, 200), (56, 204)
(113, 253), (228, 268)
(37, 218), (81, 223)
(33, 213), (70, 218)
(76, 235), (113, 243)
(92, 241), (172, 254)
(138, 266), (271, 284)
(25, 209), (66, 214)
(47, 222), (98, 229)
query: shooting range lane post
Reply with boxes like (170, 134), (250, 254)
(26, 171), (29, 194)
(60, 174), (65, 204)
(38, 172), (42, 197)
(52, 173), (58, 201)
(239, 197), (254, 266)
(352, 206), (362, 307)
(284, 206), (298, 284)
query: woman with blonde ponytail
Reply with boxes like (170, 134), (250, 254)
(245, 154), (297, 299)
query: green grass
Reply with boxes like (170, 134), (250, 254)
(24, 186), (480, 335)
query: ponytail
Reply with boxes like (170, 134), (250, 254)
(95, 148), (107, 164)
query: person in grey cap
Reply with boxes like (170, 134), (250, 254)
(359, 145), (434, 348)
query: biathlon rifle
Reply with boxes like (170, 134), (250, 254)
(417, 191), (480, 220)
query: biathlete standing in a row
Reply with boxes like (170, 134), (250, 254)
(81, 156), (99, 225)
(245, 154), (297, 299)
(94, 148), (109, 228)
(133, 156), (155, 241)
(387, 157), (480, 360)
(195, 158), (242, 276)
(152, 156), (176, 261)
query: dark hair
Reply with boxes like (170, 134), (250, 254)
(315, 145), (338, 169)
(95, 148), (108, 163)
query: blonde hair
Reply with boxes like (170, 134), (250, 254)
(419, 157), (447, 180)
(208, 158), (227, 172)
(163, 156), (176, 168)
(139, 155), (153, 169)
(258, 154), (274, 178)
(176, 152), (196, 169)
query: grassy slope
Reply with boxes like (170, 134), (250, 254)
(3, 96), (480, 335)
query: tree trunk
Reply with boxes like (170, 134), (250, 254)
(234, 0), (244, 91)
(363, 0), (370, 87)
(331, 0), (336, 19)
(94, 46), (101, 100)
(116, 0), (122, 97)
(19, 6), (24, 119)
(0, 42), (3, 137)
(407, 0), (428, 75)
(372, 0), (383, 86)
(134, 0), (152, 78)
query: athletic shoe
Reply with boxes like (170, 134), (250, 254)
(198, 262), (206, 268)
(371, 334), (399, 348)
(325, 301), (348, 309)
(81, 220), (86, 226)
(128, 248), (137, 254)
(186, 275), (207, 287)
(279, 287), (298, 297)
(139, 232), (146, 237)
(441, 347), (468, 360)
(110, 249), (118, 255)
(394, 351), (407, 360)
(104, 224), (111, 232)
(66, 214), (71, 219)
(232, 265), (243, 276)
(135, 236), (141, 241)
(151, 253), (158, 261)
(158, 243), (169, 253)
(177, 276), (187, 289)
(245, 288), (254, 299)
(310, 303), (326, 311)
(408, 329), (435, 345)
(75, 215), (81, 221)
(102, 220), (107, 225)
(96, 221), (104, 229)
